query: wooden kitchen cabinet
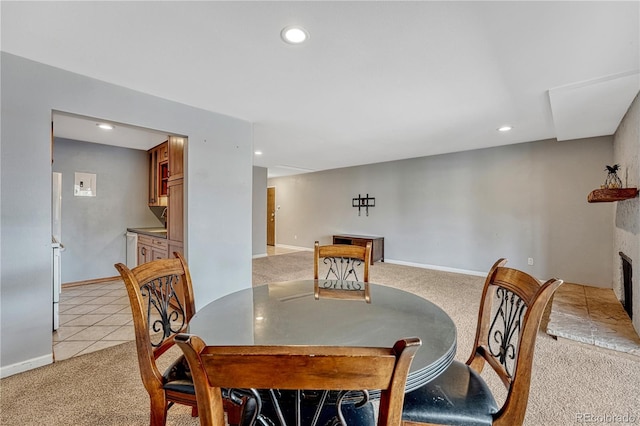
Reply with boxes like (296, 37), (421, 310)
(137, 235), (153, 265)
(138, 240), (152, 265)
(146, 136), (184, 263)
(137, 234), (168, 265)
(167, 178), (184, 243)
(168, 136), (184, 181)
(148, 141), (169, 207)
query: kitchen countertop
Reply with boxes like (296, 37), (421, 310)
(127, 227), (168, 239)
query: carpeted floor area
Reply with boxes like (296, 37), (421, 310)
(1, 252), (639, 425)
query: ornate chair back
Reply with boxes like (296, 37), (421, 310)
(176, 334), (421, 426)
(468, 258), (564, 424)
(115, 253), (255, 426)
(314, 241), (373, 302)
(115, 253), (197, 425)
(402, 258), (563, 426)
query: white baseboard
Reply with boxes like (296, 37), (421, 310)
(276, 244), (313, 252)
(384, 259), (487, 277)
(1, 353), (53, 378)
(252, 253), (268, 259)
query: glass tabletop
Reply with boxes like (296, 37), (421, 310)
(189, 279), (457, 391)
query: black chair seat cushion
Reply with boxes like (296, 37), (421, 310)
(402, 360), (499, 426)
(163, 355), (195, 394)
(162, 355), (259, 426)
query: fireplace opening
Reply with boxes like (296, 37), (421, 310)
(620, 252), (632, 319)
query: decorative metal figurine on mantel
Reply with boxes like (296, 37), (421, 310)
(603, 164), (623, 189)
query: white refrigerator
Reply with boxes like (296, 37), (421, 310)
(52, 172), (63, 330)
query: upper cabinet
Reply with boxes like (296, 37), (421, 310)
(147, 136), (185, 245)
(167, 136), (185, 243)
(147, 142), (169, 206)
(148, 141), (169, 207)
(168, 136), (184, 181)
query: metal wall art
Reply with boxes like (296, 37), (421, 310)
(352, 193), (375, 216)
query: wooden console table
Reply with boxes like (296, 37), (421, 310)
(332, 234), (384, 264)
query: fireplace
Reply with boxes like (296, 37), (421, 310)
(620, 252), (633, 319)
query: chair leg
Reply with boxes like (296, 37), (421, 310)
(149, 394), (168, 426)
(224, 399), (243, 426)
(191, 406), (198, 417)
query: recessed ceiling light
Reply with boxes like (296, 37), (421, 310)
(97, 123), (114, 130)
(254, 151), (263, 156)
(497, 125), (513, 132)
(281, 26), (309, 44)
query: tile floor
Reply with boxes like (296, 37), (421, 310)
(547, 283), (640, 356)
(53, 245), (304, 361)
(53, 279), (135, 361)
(266, 245), (304, 256)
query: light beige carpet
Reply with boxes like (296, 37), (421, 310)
(1, 252), (638, 425)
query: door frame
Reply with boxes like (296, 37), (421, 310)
(267, 186), (275, 246)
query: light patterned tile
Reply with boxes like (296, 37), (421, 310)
(95, 314), (133, 326)
(106, 289), (128, 297)
(64, 314), (111, 327)
(102, 325), (136, 341)
(81, 288), (115, 297)
(117, 305), (132, 314)
(65, 325), (120, 341)
(53, 341), (94, 361)
(101, 285), (126, 292)
(76, 340), (129, 356)
(54, 281), (134, 361)
(548, 283), (640, 357)
(59, 304), (78, 313)
(59, 313), (81, 325)
(109, 296), (131, 305)
(61, 286), (95, 295)
(62, 295), (99, 305)
(91, 304), (130, 315)
(53, 326), (87, 341)
(63, 304), (101, 315)
(91, 295), (123, 305)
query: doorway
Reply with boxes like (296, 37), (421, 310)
(267, 187), (275, 246)
(51, 111), (184, 361)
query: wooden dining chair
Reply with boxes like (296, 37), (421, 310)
(176, 334), (422, 426)
(314, 241), (372, 302)
(115, 253), (253, 426)
(401, 258), (563, 426)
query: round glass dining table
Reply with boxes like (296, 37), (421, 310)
(188, 279), (457, 393)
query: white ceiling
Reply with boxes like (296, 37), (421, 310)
(2, 1), (639, 178)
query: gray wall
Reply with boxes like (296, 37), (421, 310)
(1, 53), (253, 376)
(52, 138), (161, 282)
(268, 137), (614, 286)
(252, 166), (268, 257)
(613, 92), (639, 332)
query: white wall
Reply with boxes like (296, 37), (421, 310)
(613, 92), (640, 333)
(0, 53), (253, 376)
(252, 166), (268, 257)
(52, 138), (161, 282)
(268, 137), (614, 286)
